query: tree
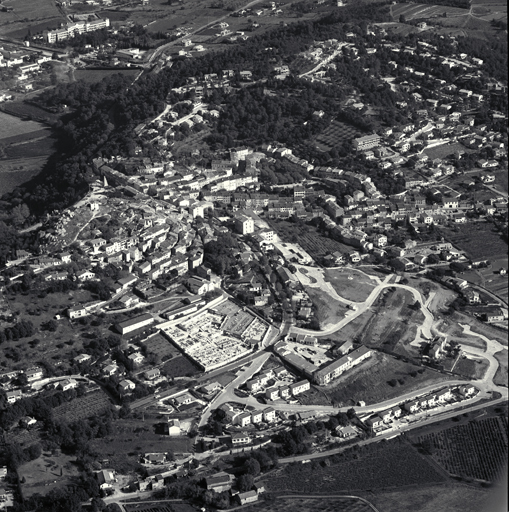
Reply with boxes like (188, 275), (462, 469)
(237, 473), (254, 492)
(243, 458), (260, 477)
(11, 204), (30, 227)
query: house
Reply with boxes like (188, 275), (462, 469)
(6, 390), (22, 403)
(337, 425), (357, 438)
(206, 472), (234, 492)
(365, 415), (383, 429)
(248, 378), (263, 393)
(236, 412), (252, 427)
(263, 407), (276, 422)
(119, 379), (136, 393)
(265, 387), (279, 400)
(389, 405), (402, 418)
(144, 453), (166, 464)
(289, 380), (310, 396)
(436, 388), (452, 403)
(25, 368), (43, 382)
(458, 384), (476, 397)
(174, 392), (193, 406)
(200, 382), (221, 394)
(74, 354), (92, 364)
(103, 364), (118, 376)
(403, 400), (419, 413)
(115, 313), (154, 335)
(237, 490), (259, 505)
(144, 368), (160, 380)
(482, 308), (505, 323)
(97, 470), (116, 486)
(231, 433), (250, 445)
(59, 378), (78, 391)
(251, 410), (264, 424)
(20, 416), (37, 428)
(167, 419), (181, 436)
(128, 352), (144, 366)
(279, 385), (290, 398)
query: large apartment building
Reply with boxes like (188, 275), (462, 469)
(353, 134), (381, 151)
(44, 18), (110, 43)
(314, 346), (372, 385)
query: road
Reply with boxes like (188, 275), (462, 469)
(198, 352), (272, 427)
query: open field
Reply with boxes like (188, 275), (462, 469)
(358, 287), (425, 357)
(314, 120), (363, 151)
(418, 416), (508, 482)
(423, 142), (477, 161)
(18, 452), (81, 498)
(0, 102), (60, 124)
(323, 269), (377, 302)
(365, 483), (497, 512)
(493, 348), (507, 387)
(438, 222), (508, 261)
(124, 504), (198, 512)
(326, 351), (453, 406)
(304, 287), (349, 330)
(0, 161), (47, 195)
(3, 136), (56, 160)
(264, 441), (446, 493)
(327, 309), (375, 344)
(74, 69), (141, 84)
(453, 355), (490, 380)
(0, 0), (64, 37)
(240, 496), (375, 512)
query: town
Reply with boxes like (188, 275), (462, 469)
(0, 0), (507, 511)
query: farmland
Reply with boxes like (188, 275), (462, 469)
(52, 389), (112, 423)
(241, 496), (376, 512)
(264, 441), (446, 493)
(313, 120), (363, 152)
(391, 3), (470, 21)
(453, 355), (490, 380)
(366, 483), (495, 512)
(161, 355), (201, 378)
(124, 504), (198, 512)
(493, 348), (507, 387)
(418, 416), (508, 482)
(0, 0), (64, 37)
(438, 222), (508, 261)
(0, 111), (48, 141)
(326, 351), (453, 406)
(323, 269), (377, 302)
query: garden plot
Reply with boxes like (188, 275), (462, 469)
(314, 120), (363, 151)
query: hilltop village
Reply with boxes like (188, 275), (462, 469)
(0, 4), (507, 512)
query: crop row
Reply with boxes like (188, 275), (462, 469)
(52, 391), (111, 423)
(419, 417), (508, 482)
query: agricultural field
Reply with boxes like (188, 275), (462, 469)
(264, 441), (446, 493)
(323, 269), (377, 303)
(493, 348), (507, 387)
(313, 120), (363, 151)
(358, 287), (425, 356)
(392, 3), (470, 21)
(304, 286), (349, 330)
(74, 69), (141, 84)
(243, 496), (376, 512)
(0, 0), (64, 37)
(438, 222), (508, 261)
(0, 160), (47, 196)
(423, 142), (476, 161)
(418, 416), (508, 482)
(452, 354), (490, 380)
(0, 102), (59, 124)
(0, 112), (48, 142)
(17, 452), (81, 498)
(366, 483), (497, 512)
(326, 351), (453, 406)
(52, 389), (112, 423)
(124, 503), (198, 512)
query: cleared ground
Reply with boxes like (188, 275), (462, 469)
(0, 0), (64, 37)
(240, 497), (375, 512)
(493, 348), (507, 387)
(305, 286), (349, 330)
(323, 269), (377, 303)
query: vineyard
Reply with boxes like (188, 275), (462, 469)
(248, 497), (375, 512)
(124, 502), (196, 512)
(418, 417), (508, 482)
(52, 389), (111, 423)
(264, 442), (446, 493)
(314, 120), (363, 151)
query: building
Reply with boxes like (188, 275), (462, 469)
(236, 412), (252, 427)
(235, 214), (254, 235)
(251, 410), (263, 424)
(263, 407), (276, 422)
(265, 387), (279, 400)
(6, 390), (22, 404)
(237, 490), (259, 505)
(25, 367), (43, 382)
(59, 378), (78, 391)
(206, 472), (234, 492)
(314, 346), (372, 385)
(231, 433), (250, 445)
(167, 419), (181, 436)
(44, 18), (110, 43)
(289, 380), (310, 396)
(116, 313), (154, 335)
(353, 134), (381, 151)
(119, 379), (136, 393)
(144, 368), (160, 380)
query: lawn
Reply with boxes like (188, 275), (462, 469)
(18, 452), (81, 498)
(326, 352), (454, 406)
(304, 286), (349, 330)
(323, 269), (377, 302)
